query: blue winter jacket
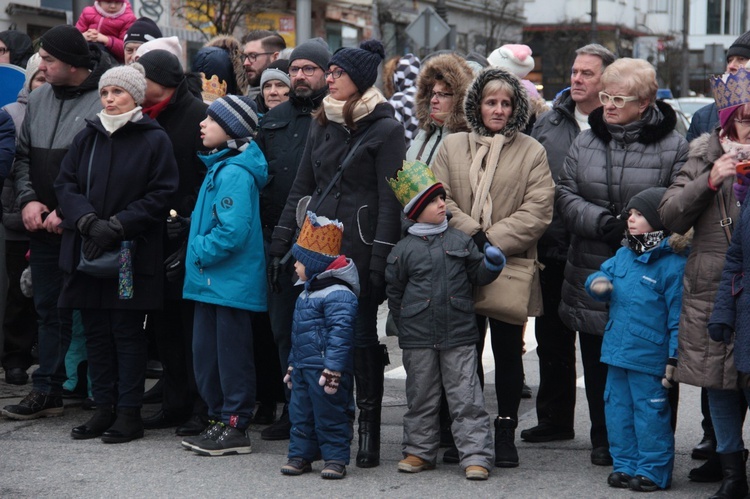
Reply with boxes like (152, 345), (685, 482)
(686, 102), (718, 142)
(585, 236), (688, 376)
(183, 142), (268, 311)
(288, 257), (359, 374)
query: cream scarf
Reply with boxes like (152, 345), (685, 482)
(323, 87), (386, 125)
(468, 132), (507, 230)
(98, 107), (143, 135)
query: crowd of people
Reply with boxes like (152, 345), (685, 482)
(2, 5), (750, 492)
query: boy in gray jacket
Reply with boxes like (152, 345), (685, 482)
(385, 160), (505, 480)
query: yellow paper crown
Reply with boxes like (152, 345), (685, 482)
(711, 68), (750, 111)
(297, 212), (343, 257)
(201, 73), (228, 103)
(388, 160), (440, 209)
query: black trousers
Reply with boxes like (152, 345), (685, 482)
(1, 240), (37, 370)
(579, 332), (608, 448)
(477, 316), (524, 421)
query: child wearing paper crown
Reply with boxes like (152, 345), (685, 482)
(585, 187), (689, 492)
(279, 211), (359, 480)
(180, 95), (268, 457)
(385, 160), (506, 481)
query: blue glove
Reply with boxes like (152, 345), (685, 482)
(734, 173), (750, 204)
(708, 323), (734, 344)
(483, 243), (506, 270)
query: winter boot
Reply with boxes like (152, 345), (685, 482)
(101, 407), (144, 444)
(710, 450), (749, 499)
(71, 405), (116, 439)
(494, 416), (519, 468)
(354, 345), (388, 468)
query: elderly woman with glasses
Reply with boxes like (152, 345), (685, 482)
(556, 57), (688, 479)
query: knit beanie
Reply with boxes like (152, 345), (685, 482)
(727, 30), (750, 62)
(521, 79), (540, 100)
(135, 37), (183, 68)
(487, 44), (534, 79)
(207, 95), (259, 139)
(138, 49), (183, 87)
(123, 17), (162, 47)
(24, 53), (42, 92)
(292, 211), (344, 278)
(99, 63), (147, 105)
(0, 30), (34, 67)
(289, 37), (332, 71)
(39, 25), (91, 69)
(328, 39), (385, 94)
(624, 187), (667, 232)
(260, 67), (290, 90)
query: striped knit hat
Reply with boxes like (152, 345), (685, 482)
(207, 95), (258, 139)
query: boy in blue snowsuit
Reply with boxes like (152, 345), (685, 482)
(585, 187), (688, 492)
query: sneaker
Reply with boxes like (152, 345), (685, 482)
(281, 458), (312, 476)
(191, 425), (252, 456)
(398, 454), (435, 473)
(181, 421), (224, 451)
(465, 465), (489, 480)
(1, 391), (63, 420)
(321, 461), (346, 479)
(608, 471), (632, 488)
(261, 407), (291, 440)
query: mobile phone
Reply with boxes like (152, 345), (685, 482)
(737, 161), (750, 184)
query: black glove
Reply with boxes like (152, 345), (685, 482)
(472, 230), (490, 250)
(82, 237), (104, 260)
(167, 215), (190, 241)
(77, 213), (97, 235)
(601, 217), (627, 250)
(164, 243), (187, 282)
(708, 323), (734, 344)
(369, 271), (387, 305)
(267, 256), (282, 294)
(88, 219), (121, 250)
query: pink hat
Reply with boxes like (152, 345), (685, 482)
(487, 44), (534, 79)
(521, 79), (540, 100)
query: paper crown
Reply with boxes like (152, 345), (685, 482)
(201, 73), (227, 103)
(296, 211), (344, 257)
(711, 68), (750, 111)
(388, 160), (440, 209)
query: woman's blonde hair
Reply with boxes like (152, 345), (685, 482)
(601, 58), (658, 103)
(481, 78), (516, 107)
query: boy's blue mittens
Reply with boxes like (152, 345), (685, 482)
(708, 323), (733, 344)
(588, 276), (613, 298)
(483, 243), (506, 271)
(661, 357), (678, 389)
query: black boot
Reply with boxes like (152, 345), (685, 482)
(71, 405), (116, 440)
(689, 451), (723, 482)
(710, 450), (749, 499)
(494, 417), (519, 468)
(101, 407), (145, 444)
(354, 345), (388, 468)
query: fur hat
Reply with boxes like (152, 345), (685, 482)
(712, 65), (750, 129)
(329, 40), (385, 94)
(389, 160), (446, 221)
(135, 36), (183, 68)
(24, 53), (42, 93)
(123, 17), (162, 47)
(625, 187), (667, 232)
(138, 49), (183, 88)
(727, 30), (750, 63)
(292, 211), (344, 278)
(415, 53), (474, 132)
(39, 25), (91, 69)
(487, 44), (534, 79)
(99, 63), (147, 105)
(289, 37), (331, 71)
(207, 95), (258, 139)
(465, 67), (529, 138)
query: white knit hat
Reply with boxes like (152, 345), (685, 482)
(487, 44), (534, 79)
(99, 63), (147, 105)
(24, 53), (42, 92)
(134, 36), (183, 69)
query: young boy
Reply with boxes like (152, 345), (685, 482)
(385, 160), (506, 481)
(180, 95), (268, 456)
(279, 211), (358, 479)
(586, 187), (688, 492)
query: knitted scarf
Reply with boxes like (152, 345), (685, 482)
(468, 132), (507, 230)
(97, 106), (142, 135)
(323, 87), (386, 125)
(407, 219), (448, 236)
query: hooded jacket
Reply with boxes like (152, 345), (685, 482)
(556, 99), (689, 336)
(406, 53), (473, 165)
(388, 53), (420, 147)
(192, 35), (248, 96)
(183, 142), (269, 312)
(431, 68), (554, 318)
(659, 131), (742, 389)
(0, 30), (33, 67)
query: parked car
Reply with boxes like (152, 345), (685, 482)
(676, 96), (714, 119)
(661, 98), (690, 137)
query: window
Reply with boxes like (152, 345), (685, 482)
(649, 0), (668, 13)
(707, 0), (747, 35)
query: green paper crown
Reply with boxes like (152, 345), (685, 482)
(711, 68), (750, 111)
(388, 160), (440, 208)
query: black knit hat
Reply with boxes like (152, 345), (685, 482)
(289, 37), (331, 71)
(329, 39), (385, 94)
(138, 49), (184, 87)
(123, 17), (162, 46)
(625, 187), (667, 232)
(728, 31), (750, 62)
(39, 25), (91, 69)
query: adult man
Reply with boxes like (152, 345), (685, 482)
(122, 17), (163, 65)
(241, 30), (286, 98)
(1, 25), (113, 420)
(258, 37), (331, 441)
(135, 49), (209, 436)
(525, 44), (615, 466)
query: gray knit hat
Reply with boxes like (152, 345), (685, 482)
(99, 63), (147, 105)
(207, 95), (259, 139)
(289, 37), (332, 71)
(260, 60), (291, 90)
(728, 30), (750, 62)
(328, 39), (384, 94)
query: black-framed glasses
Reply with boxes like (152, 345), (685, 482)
(241, 52), (273, 63)
(430, 91), (454, 100)
(288, 65), (319, 77)
(324, 68), (347, 79)
(598, 91), (638, 108)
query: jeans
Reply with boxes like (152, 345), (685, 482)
(707, 388), (750, 454)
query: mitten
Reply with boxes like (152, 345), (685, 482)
(589, 276), (613, 298)
(483, 243), (506, 271)
(167, 214), (190, 241)
(267, 256), (282, 293)
(369, 271), (387, 305)
(88, 219), (121, 249)
(164, 243), (187, 282)
(283, 366), (293, 389)
(319, 368), (341, 395)
(734, 173), (750, 204)
(661, 357), (678, 389)
(601, 217), (627, 250)
(708, 323), (734, 344)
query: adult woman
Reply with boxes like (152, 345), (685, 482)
(257, 61), (290, 114)
(556, 58), (688, 465)
(661, 66), (750, 498)
(431, 67), (554, 468)
(54, 63), (178, 443)
(269, 40), (405, 468)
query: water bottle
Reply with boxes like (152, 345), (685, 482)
(119, 241), (134, 299)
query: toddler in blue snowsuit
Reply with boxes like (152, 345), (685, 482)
(585, 187), (688, 492)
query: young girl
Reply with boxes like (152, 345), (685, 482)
(76, 0), (137, 63)
(585, 187), (689, 492)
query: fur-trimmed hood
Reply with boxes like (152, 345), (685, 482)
(464, 67), (529, 138)
(667, 228), (692, 254)
(686, 130), (723, 164)
(415, 53), (474, 133)
(201, 35), (248, 96)
(589, 99), (677, 145)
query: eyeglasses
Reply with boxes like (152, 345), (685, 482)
(599, 91), (638, 108)
(288, 65), (319, 77)
(0, 47), (8, 56)
(241, 52), (273, 63)
(430, 91), (454, 100)
(735, 118), (750, 127)
(324, 68), (346, 79)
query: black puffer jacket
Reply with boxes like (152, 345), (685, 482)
(556, 100), (689, 335)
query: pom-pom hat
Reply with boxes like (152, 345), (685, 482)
(389, 160), (446, 221)
(487, 44), (534, 79)
(292, 212), (344, 278)
(328, 39), (385, 94)
(99, 63), (147, 105)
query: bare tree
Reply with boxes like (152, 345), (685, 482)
(470, 0), (524, 54)
(173, 0), (275, 40)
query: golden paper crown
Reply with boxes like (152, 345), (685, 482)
(711, 68), (750, 111)
(296, 212), (343, 257)
(201, 73), (227, 103)
(388, 160), (440, 209)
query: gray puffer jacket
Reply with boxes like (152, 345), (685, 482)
(556, 100), (689, 335)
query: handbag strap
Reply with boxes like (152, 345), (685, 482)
(716, 185), (733, 244)
(84, 135), (99, 199)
